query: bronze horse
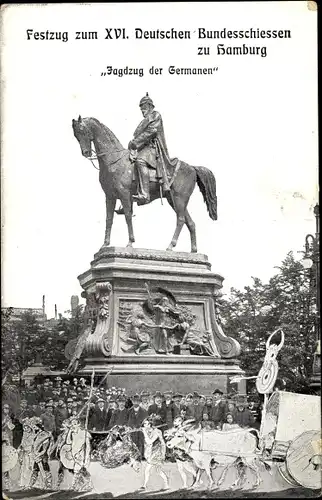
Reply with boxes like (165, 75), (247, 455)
(72, 116), (217, 253)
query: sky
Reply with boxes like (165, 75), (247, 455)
(1, 2), (318, 319)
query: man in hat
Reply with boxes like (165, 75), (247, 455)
(67, 398), (74, 417)
(191, 392), (203, 422)
(61, 386), (69, 400)
(211, 389), (226, 429)
(90, 399), (109, 432)
(35, 382), (44, 400)
(55, 399), (68, 435)
(76, 386), (84, 397)
(234, 396), (253, 428)
(172, 393), (184, 419)
(183, 393), (194, 418)
(35, 401), (46, 418)
(42, 379), (53, 400)
(162, 390), (174, 429)
(139, 391), (151, 413)
(79, 377), (87, 389)
(55, 376), (62, 389)
(16, 399), (31, 421)
(127, 394), (147, 458)
(148, 391), (165, 421)
(106, 397), (117, 429)
(41, 402), (56, 436)
(127, 93), (178, 206)
(27, 385), (38, 406)
(108, 395), (128, 428)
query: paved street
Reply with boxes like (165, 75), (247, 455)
(5, 460), (321, 499)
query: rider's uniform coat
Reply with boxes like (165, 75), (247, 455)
(131, 109), (178, 188)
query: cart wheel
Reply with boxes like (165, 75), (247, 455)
(277, 463), (299, 487)
(286, 430), (321, 489)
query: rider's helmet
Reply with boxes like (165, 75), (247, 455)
(139, 93), (154, 109)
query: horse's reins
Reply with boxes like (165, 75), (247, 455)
(87, 148), (125, 171)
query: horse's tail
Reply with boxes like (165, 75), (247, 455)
(194, 166), (218, 221)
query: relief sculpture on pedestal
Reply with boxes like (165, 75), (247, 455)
(118, 284), (219, 357)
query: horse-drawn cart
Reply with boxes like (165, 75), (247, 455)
(260, 390), (321, 490)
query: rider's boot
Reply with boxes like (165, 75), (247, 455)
(115, 205), (134, 216)
(133, 161), (150, 205)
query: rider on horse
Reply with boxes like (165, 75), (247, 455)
(128, 93), (178, 205)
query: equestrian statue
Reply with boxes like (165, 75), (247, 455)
(72, 93), (217, 253)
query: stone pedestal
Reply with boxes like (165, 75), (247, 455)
(77, 247), (245, 395)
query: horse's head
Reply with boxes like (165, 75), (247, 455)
(166, 431), (189, 452)
(72, 115), (93, 158)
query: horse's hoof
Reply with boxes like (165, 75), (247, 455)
(166, 247), (173, 251)
(191, 248), (198, 253)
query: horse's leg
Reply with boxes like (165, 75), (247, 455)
(166, 195), (187, 251)
(121, 196), (135, 247)
(217, 462), (231, 488)
(103, 196), (116, 247)
(232, 460), (247, 489)
(184, 209), (197, 253)
(183, 462), (199, 488)
(191, 469), (202, 489)
(205, 464), (214, 490)
(246, 458), (262, 489)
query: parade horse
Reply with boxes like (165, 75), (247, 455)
(97, 425), (141, 472)
(72, 116), (217, 253)
(166, 426), (268, 490)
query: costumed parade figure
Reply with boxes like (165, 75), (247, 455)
(141, 414), (169, 490)
(18, 417), (38, 489)
(2, 437), (18, 492)
(56, 417), (93, 492)
(28, 417), (54, 490)
(98, 425), (141, 471)
(2, 405), (15, 446)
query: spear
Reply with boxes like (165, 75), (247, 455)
(85, 368), (95, 431)
(76, 367), (113, 420)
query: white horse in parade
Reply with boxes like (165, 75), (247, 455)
(165, 419), (267, 490)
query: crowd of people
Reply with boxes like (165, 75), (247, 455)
(3, 376), (261, 444)
(2, 376), (262, 491)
